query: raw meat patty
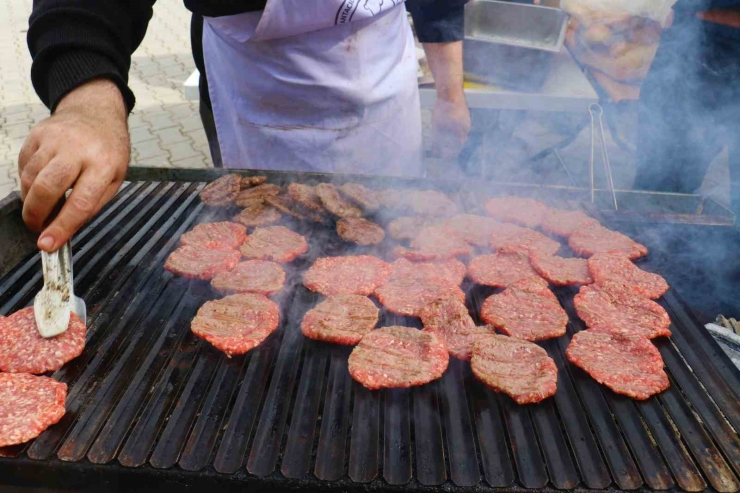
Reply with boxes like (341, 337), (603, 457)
(569, 225), (648, 260)
(405, 190), (459, 217)
(303, 256), (392, 296)
(481, 277), (568, 341)
(199, 174), (241, 207)
(471, 335), (558, 404)
(530, 253), (593, 286)
(339, 183), (380, 212)
(419, 296), (496, 360)
(316, 183), (362, 218)
(541, 209), (599, 237)
(389, 257), (467, 286)
(387, 216), (438, 242)
(468, 251), (541, 288)
(0, 307), (87, 374)
(337, 217), (385, 245)
(348, 326), (449, 389)
(241, 175), (267, 189)
(301, 294), (379, 345)
(442, 214), (501, 247)
(211, 260), (286, 296)
(588, 253), (669, 299)
(484, 196), (549, 228)
(376, 189), (406, 210)
(235, 183), (282, 207)
(287, 183), (325, 211)
(240, 226), (308, 263)
(375, 277), (466, 317)
(394, 225), (472, 261)
(165, 245), (240, 280)
(0, 373), (67, 447)
(191, 293), (280, 357)
(566, 331), (670, 400)
(180, 222), (247, 251)
(490, 222), (561, 256)
(573, 280), (671, 339)
(232, 202), (282, 227)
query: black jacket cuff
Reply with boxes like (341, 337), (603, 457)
(407, 0), (465, 43)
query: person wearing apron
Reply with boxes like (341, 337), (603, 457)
(21, 0), (468, 252)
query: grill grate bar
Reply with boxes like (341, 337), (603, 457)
(500, 394), (549, 489)
(411, 381), (446, 486)
(530, 394), (580, 489)
(383, 388), (412, 485)
(347, 384), (381, 483)
(469, 381), (516, 487)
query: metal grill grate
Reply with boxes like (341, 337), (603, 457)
(0, 176), (739, 493)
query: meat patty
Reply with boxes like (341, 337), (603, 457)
(375, 277), (466, 317)
(191, 293), (280, 357)
(468, 251), (541, 288)
(471, 335), (558, 404)
(480, 277), (568, 341)
(199, 174), (242, 207)
(304, 256), (391, 296)
(529, 253), (593, 286)
(394, 225), (472, 261)
(389, 258), (467, 286)
(180, 222), (247, 251)
(566, 331), (670, 400)
(573, 280), (671, 339)
(0, 307), (86, 374)
(316, 183), (363, 218)
(376, 189), (406, 210)
(0, 373), (67, 447)
(405, 190), (459, 217)
(569, 225), (648, 260)
(336, 217), (385, 245)
(211, 260), (286, 296)
(387, 216), (439, 242)
(541, 209), (600, 237)
(348, 326), (449, 389)
(301, 294), (379, 345)
(587, 253), (669, 299)
(264, 194), (328, 223)
(165, 245), (241, 280)
(442, 214), (501, 247)
(339, 183), (380, 212)
(419, 296), (495, 360)
(235, 183), (282, 208)
(240, 226), (308, 263)
(232, 202), (282, 227)
(241, 175), (267, 189)
(484, 196), (549, 229)
(287, 183), (324, 211)
(490, 222), (561, 256)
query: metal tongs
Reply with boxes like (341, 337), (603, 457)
(33, 200), (86, 338)
(589, 104), (619, 211)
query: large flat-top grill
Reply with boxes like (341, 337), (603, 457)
(0, 170), (739, 493)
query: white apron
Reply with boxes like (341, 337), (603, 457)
(202, 0), (423, 176)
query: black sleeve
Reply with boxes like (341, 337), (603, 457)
(27, 0), (157, 112)
(406, 0), (466, 43)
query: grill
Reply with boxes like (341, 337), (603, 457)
(1, 169), (739, 493)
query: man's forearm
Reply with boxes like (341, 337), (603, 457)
(423, 41), (465, 103)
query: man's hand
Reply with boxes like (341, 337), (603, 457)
(18, 79), (130, 252)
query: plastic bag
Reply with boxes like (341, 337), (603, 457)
(562, 0), (677, 26)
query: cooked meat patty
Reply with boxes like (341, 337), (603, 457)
(419, 296), (495, 360)
(541, 209), (600, 237)
(316, 183), (363, 218)
(569, 225), (648, 260)
(387, 216), (439, 242)
(199, 174), (242, 207)
(211, 260), (286, 296)
(484, 196), (549, 229)
(287, 183), (325, 211)
(336, 217), (385, 245)
(389, 258), (467, 286)
(241, 175), (267, 189)
(529, 253), (593, 286)
(394, 225), (472, 261)
(180, 222), (247, 251)
(348, 326), (449, 389)
(587, 253), (669, 299)
(339, 183), (380, 212)
(490, 222), (561, 256)
(303, 256), (392, 296)
(471, 335), (558, 404)
(468, 251), (541, 288)
(232, 202), (282, 227)
(566, 331), (670, 400)
(573, 280), (671, 339)
(240, 226), (308, 263)
(301, 294), (379, 345)
(375, 277), (466, 317)
(0, 307), (87, 374)
(235, 183), (282, 208)
(191, 293), (280, 357)
(480, 277), (568, 341)
(0, 373), (67, 447)
(165, 245), (241, 280)
(442, 214), (501, 247)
